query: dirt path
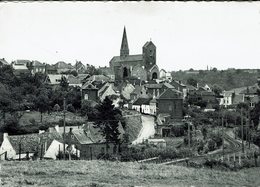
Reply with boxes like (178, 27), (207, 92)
(132, 114), (156, 144)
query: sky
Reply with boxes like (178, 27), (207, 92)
(0, 2), (260, 71)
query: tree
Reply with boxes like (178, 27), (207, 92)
(212, 84), (223, 97)
(60, 76), (69, 91)
(80, 100), (98, 120)
(0, 84), (12, 125)
(187, 77), (198, 87)
(53, 104), (61, 112)
(35, 94), (50, 122)
(94, 97), (122, 154)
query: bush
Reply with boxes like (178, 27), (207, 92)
(172, 125), (185, 137)
(207, 139), (217, 151)
(67, 104), (75, 113)
(53, 104), (61, 112)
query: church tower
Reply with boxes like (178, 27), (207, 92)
(120, 27), (129, 58)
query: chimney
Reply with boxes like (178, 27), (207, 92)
(69, 128), (73, 133)
(54, 125), (59, 133)
(3, 133), (8, 140)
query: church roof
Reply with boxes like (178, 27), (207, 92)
(143, 41), (156, 48)
(110, 54), (143, 66)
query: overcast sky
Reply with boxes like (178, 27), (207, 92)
(0, 2), (260, 71)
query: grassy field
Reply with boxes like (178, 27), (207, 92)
(1, 160), (259, 187)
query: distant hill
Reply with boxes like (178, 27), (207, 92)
(172, 69), (260, 90)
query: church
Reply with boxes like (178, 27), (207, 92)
(109, 27), (160, 82)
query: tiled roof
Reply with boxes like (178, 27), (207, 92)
(67, 75), (81, 85)
(145, 83), (163, 89)
(0, 58), (9, 65)
(233, 94), (244, 105)
(158, 88), (182, 99)
(87, 75), (110, 82)
(71, 129), (94, 145)
(133, 97), (152, 105)
(8, 132), (62, 154)
(163, 82), (175, 89)
(82, 82), (98, 90)
(47, 74), (68, 85)
(54, 61), (74, 69)
(110, 54), (143, 66)
(32, 60), (45, 67)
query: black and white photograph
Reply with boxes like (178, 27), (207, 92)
(0, 1), (260, 186)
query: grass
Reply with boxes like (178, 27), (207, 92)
(0, 160), (260, 187)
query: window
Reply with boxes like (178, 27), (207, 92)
(84, 94), (88, 100)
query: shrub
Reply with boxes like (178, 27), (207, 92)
(67, 104), (75, 113)
(207, 139), (217, 152)
(172, 124), (185, 137)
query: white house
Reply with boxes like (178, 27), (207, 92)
(219, 91), (235, 108)
(0, 130), (77, 160)
(132, 97), (156, 115)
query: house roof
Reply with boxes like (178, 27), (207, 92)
(87, 75), (110, 82)
(31, 60), (45, 67)
(54, 61), (74, 69)
(82, 82), (98, 90)
(0, 58), (9, 65)
(77, 74), (90, 81)
(145, 83), (163, 89)
(133, 97), (152, 105)
(158, 88), (182, 99)
(160, 69), (166, 73)
(240, 84), (259, 95)
(47, 74), (68, 85)
(110, 54), (143, 66)
(67, 75), (81, 85)
(8, 131), (62, 154)
(163, 82), (175, 89)
(233, 94), (244, 105)
(71, 129), (94, 144)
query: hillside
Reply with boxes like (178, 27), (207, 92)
(1, 160), (259, 187)
(172, 69), (259, 90)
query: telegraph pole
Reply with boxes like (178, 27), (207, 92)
(63, 97), (66, 160)
(188, 121), (191, 149)
(241, 108), (244, 153)
(222, 113), (224, 158)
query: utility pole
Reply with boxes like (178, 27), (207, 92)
(241, 108), (244, 153)
(222, 113), (224, 158)
(188, 121), (191, 149)
(63, 97), (66, 160)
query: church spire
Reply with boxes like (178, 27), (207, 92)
(120, 26), (129, 57)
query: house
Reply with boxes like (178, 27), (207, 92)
(144, 82), (174, 98)
(54, 61), (75, 74)
(11, 60), (31, 76)
(99, 66), (115, 81)
(67, 75), (82, 87)
(119, 81), (135, 100)
(81, 82), (99, 102)
(98, 82), (118, 102)
(157, 88), (183, 120)
(130, 85), (149, 101)
(0, 131), (66, 160)
(160, 69), (167, 79)
(170, 80), (188, 99)
(75, 61), (86, 73)
(65, 123), (124, 160)
(0, 58), (9, 67)
(132, 97), (156, 115)
(27, 60), (46, 74)
(45, 74), (68, 85)
(86, 75), (111, 83)
(219, 91), (235, 108)
(45, 64), (58, 74)
(77, 74), (90, 85)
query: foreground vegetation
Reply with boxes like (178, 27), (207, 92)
(1, 160), (260, 187)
